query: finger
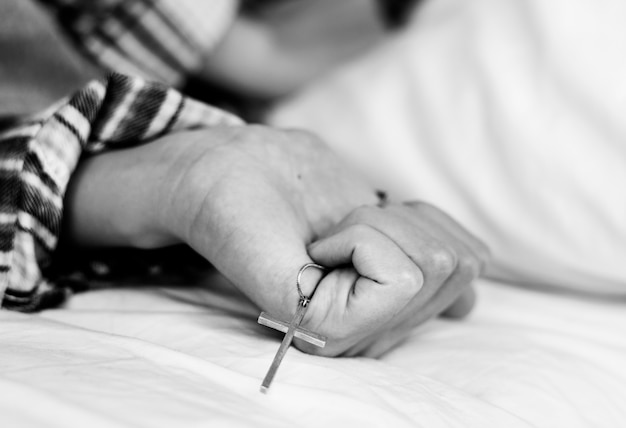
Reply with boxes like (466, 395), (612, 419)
(325, 206), (458, 307)
(308, 224), (424, 291)
(378, 260), (478, 346)
(414, 256), (480, 324)
(310, 204), (483, 356)
(363, 207), (479, 331)
(403, 201), (491, 272)
(394, 203), (483, 318)
(395, 229), (480, 328)
(440, 285), (476, 319)
(307, 224), (423, 327)
(344, 288), (476, 357)
(310, 204), (477, 349)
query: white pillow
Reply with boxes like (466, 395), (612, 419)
(269, 0), (626, 295)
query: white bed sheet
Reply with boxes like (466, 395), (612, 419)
(1, 278), (624, 428)
(3, 1), (626, 427)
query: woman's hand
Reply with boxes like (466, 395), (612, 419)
(161, 126), (381, 319)
(301, 202), (489, 357)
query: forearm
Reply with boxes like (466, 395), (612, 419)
(63, 147), (175, 249)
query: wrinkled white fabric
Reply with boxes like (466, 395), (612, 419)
(3, 1), (625, 426)
(1, 279), (624, 428)
(270, 0), (626, 294)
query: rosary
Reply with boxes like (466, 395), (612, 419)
(257, 263), (328, 393)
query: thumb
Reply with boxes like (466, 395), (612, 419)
(308, 224), (423, 322)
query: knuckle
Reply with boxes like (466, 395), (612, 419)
(456, 255), (482, 282)
(394, 265), (424, 294)
(427, 246), (458, 276)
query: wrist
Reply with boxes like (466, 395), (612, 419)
(64, 141), (185, 249)
(149, 128), (249, 246)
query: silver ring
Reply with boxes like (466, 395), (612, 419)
(296, 263), (327, 305)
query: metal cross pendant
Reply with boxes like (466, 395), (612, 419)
(257, 263), (327, 393)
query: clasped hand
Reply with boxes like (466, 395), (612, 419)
(65, 126), (489, 357)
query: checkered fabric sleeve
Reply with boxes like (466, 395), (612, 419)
(0, 73), (243, 312)
(37, 0), (239, 86)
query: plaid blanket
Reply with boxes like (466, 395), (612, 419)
(0, 73), (242, 312)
